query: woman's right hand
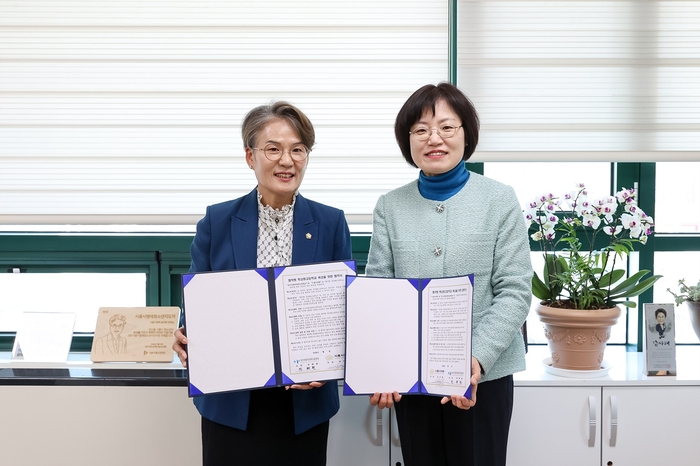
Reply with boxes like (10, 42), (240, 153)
(173, 327), (188, 368)
(369, 391), (401, 409)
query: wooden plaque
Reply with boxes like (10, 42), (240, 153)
(91, 307), (180, 363)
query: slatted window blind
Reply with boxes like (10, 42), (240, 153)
(2, 1), (698, 229)
(458, 0), (700, 162)
(0, 1), (448, 228)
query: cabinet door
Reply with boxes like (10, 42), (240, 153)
(507, 386), (602, 466)
(0, 385), (202, 466)
(327, 388), (390, 466)
(602, 386), (700, 466)
(389, 407), (405, 466)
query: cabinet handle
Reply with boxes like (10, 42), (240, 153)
(587, 395), (597, 447)
(609, 395), (618, 447)
(376, 406), (384, 446)
(391, 408), (401, 447)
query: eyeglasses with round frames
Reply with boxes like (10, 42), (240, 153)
(409, 125), (462, 142)
(252, 145), (309, 162)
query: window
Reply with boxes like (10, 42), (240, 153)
(655, 162), (700, 233)
(0, 273), (147, 333)
(484, 162), (611, 208)
(653, 251), (700, 344)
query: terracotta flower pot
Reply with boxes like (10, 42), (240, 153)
(686, 301), (700, 342)
(535, 303), (622, 370)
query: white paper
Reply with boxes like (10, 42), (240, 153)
(344, 277), (419, 394)
(344, 275), (473, 397)
(276, 262), (356, 383)
(12, 312), (75, 363)
(422, 277), (472, 394)
(184, 269), (275, 395)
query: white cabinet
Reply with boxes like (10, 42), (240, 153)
(507, 386), (601, 466)
(0, 385), (202, 466)
(601, 387), (700, 465)
(327, 387), (405, 466)
(507, 347), (700, 466)
(327, 389), (390, 466)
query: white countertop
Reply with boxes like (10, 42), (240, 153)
(2, 346), (699, 385)
(516, 345), (700, 386)
(0, 351), (183, 370)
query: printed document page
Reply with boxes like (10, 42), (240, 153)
(421, 276), (472, 395)
(276, 261), (356, 383)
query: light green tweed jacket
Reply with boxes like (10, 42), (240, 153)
(365, 172), (532, 383)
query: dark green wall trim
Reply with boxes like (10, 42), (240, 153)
(466, 161), (484, 175)
(449, 0), (458, 84)
(0, 233), (373, 352)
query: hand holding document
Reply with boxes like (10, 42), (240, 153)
(182, 260), (356, 396)
(344, 274), (473, 399)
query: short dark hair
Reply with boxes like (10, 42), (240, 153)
(241, 101), (315, 151)
(394, 82), (479, 168)
(655, 308), (667, 318)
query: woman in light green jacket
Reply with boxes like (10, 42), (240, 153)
(366, 82), (532, 466)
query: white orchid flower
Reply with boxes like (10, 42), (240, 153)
(616, 188), (635, 204)
(543, 227), (556, 241)
(624, 204), (639, 214)
(621, 213), (643, 238)
(603, 225), (623, 236)
(523, 207), (537, 224)
(538, 193), (555, 204)
(582, 213), (601, 229)
(575, 200), (592, 216)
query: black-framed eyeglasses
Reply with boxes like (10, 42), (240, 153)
(252, 145), (309, 162)
(409, 125), (462, 142)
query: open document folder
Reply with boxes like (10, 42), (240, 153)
(344, 274), (473, 398)
(182, 260), (356, 397)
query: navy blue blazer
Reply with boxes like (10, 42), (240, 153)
(189, 188), (352, 434)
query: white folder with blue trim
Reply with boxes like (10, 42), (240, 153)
(344, 274), (473, 398)
(182, 260), (356, 397)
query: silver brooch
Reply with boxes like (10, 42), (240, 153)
(433, 247), (442, 257)
(305, 233), (312, 240)
(436, 204), (445, 213)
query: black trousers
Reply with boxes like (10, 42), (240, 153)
(394, 375), (514, 466)
(201, 387), (329, 466)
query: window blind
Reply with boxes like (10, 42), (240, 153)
(0, 1), (448, 228)
(457, 0), (700, 162)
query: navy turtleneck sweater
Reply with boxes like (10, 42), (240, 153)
(417, 161), (470, 201)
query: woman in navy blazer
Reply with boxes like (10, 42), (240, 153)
(173, 102), (352, 466)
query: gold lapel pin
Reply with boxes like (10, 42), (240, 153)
(305, 233), (312, 240)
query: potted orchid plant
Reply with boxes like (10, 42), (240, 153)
(524, 183), (661, 310)
(523, 183), (662, 370)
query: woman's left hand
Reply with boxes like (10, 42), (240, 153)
(286, 381), (326, 390)
(440, 357), (481, 410)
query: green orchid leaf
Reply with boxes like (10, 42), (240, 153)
(608, 270), (652, 295)
(609, 274), (663, 299)
(599, 269), (626, 288)
(610, 300), (637, 308)
(532, 272), (551, 300)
